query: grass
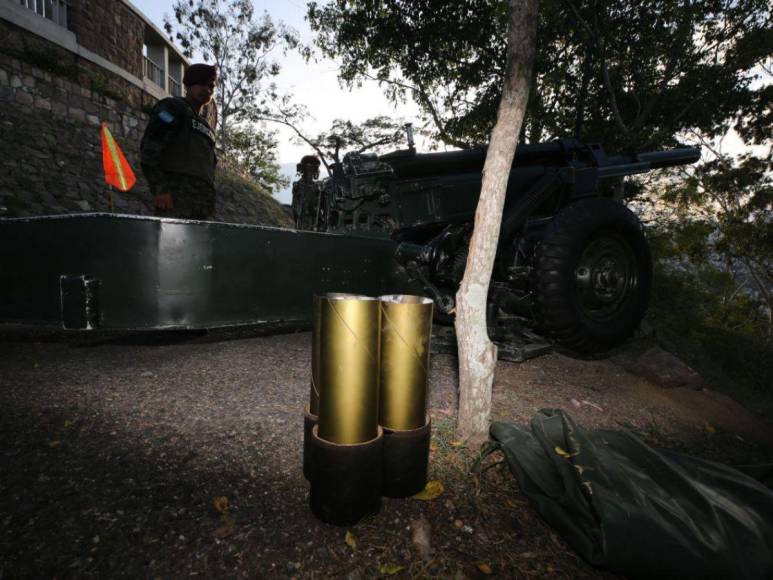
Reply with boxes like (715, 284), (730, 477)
(216, 168), (293, 228)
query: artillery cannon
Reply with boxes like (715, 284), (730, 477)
(292, 139), (701, 353)
(0, 138), (698, 357)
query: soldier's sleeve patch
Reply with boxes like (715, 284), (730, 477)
(158, 110), (175, 123)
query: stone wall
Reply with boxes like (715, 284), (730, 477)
(0, 18), (153, 217)
(0, 18), (290, 227)
(68, 0), (145, 79)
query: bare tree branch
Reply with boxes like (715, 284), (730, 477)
(362, 73), (472, 149)
(258, 113), (333, 176)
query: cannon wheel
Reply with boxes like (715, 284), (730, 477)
(531, 197), (652, 354)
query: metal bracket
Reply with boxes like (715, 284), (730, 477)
(60, 275), (101, 330)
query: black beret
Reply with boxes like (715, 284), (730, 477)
(183, 64), (217, 86)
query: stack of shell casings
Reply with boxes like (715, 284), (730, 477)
(304, 293), (433, 525)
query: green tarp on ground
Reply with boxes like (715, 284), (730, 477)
(490, 410), (773, 579)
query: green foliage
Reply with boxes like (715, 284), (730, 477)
(643, 136), (772, 408)
(648, 261), (772, 396)
(87, 71), (124, 102)
(308, 0), (771, 151)
(220, 126), (289, 194)
(165, 0), (299, 141)
(307, 0), (509, 147)
(648, 174), (772, 397)
(650, 147), (773, 316)
(293, 116), (409, 174)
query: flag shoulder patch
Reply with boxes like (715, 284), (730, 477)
(158, 110), (175, 123)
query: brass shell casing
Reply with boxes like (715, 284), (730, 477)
(317, 294), (381, 444)
(311, 292), (356, 415)
(378, 295), (433, 430)
(310, 295), (322, 415)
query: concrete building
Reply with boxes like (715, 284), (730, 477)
(6, 0), (188, 101)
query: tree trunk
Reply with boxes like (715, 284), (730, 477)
(455, 0), (538, 444)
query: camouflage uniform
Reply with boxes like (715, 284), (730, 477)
(291, 156), (322, 229)
(140, 97), (217, 220)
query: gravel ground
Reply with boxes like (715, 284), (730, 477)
(1, 325), (771, 579)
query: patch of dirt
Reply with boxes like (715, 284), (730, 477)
(0, 325), (770, 578)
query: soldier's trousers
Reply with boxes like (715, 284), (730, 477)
(153, 175), (216, 220)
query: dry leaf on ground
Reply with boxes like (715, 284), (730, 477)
(412, 480), (444, 500)
(213, 496), (230, 514)
(378, 564), (404, 576)
(345, 530), (357, 551)
(477, 562), (493, 575)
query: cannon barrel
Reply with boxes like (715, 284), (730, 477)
(380, 141), (574, 178)
(379, 140), (700, 180)
(606, 147), (702, 170)
(635, 148), (702, 168)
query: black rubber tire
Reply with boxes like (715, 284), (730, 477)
(532, 197), (652, 354)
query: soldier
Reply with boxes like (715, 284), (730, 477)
(291, 155), (321, 229)
(140, 63), (218, 220)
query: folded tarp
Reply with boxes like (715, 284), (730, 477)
(490, 410), (773, 579)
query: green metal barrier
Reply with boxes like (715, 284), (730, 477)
(0, 213), (418, 330)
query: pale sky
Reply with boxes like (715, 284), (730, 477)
(131, 0), (420, 168)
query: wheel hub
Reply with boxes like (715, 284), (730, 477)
(575, 234), (638, 319)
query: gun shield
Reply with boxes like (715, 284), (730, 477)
(378, 295), (433, 431)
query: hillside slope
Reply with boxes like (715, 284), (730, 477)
(214, 167), (292, 228)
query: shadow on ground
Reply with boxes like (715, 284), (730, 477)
(1, 324), (770, 578)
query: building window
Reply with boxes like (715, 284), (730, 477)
(143, 54), (164, 88)
(168, 75), (181, 96)
(19, 0), (68, 28)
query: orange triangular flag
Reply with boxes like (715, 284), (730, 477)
(101, 122), (136, 192)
